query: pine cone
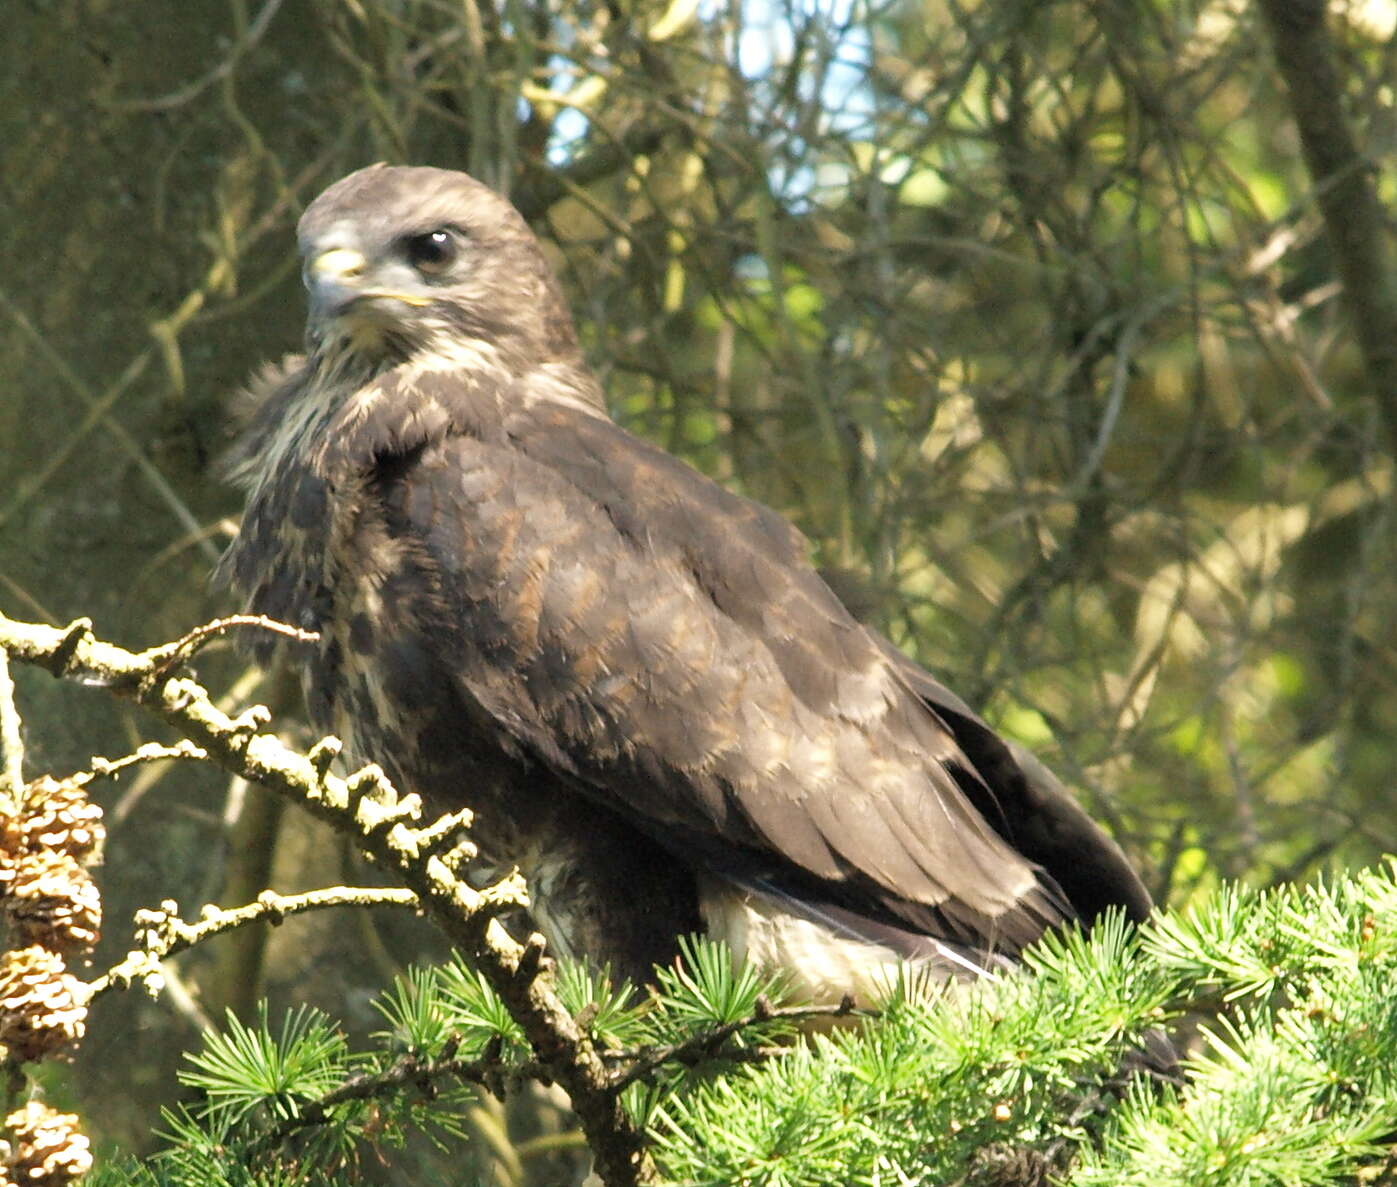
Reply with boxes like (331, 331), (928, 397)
(0, 949), (85, 1063)
(0, 779), (104, 862)
(1, 854), (100, 955)
(3, 1102), (91, 1187)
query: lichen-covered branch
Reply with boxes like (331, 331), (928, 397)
(74, 740), (210, 787)
(0, 653), (24, 804)
(0, 611), (652, 1187)
(88, 886), (421, 1002)
(140, 615), (319, 682)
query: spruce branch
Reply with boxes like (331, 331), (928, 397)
(0, 611), (653, 1187)
(255, 1038), (549, 1150)
(236, 957), (853, 1161)
(606, 994), (863, 1092)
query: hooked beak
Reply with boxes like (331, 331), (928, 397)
(306, 247), (371, 319)
(304, 247), (431, 319)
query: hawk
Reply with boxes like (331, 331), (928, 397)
(218, 164), (1150, 998)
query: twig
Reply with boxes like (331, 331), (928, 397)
(1070, 293), (1177, 501)
(0, 296), (175, 548)
(155, 957), (218, 1035)
(81, 740), (209, 785)
(0, 574), (57, 628)
(88, 885), (421, 1002)
(0, 611), (653, 1186)
(108, 0), (288, 113)
(111, 664), (266, 826)
(511, 125), (669, 221)
(256, 1041), (551, 1149)
(0, 280), (227, 563)
(0, 650), (24, 803)
(142, 615), (320, 681)
(606, 995), (864, 1092)
(0, 123), (354, 551)
(256, 994), (847, 1156)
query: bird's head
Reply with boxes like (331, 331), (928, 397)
(297, 164), (582, 372)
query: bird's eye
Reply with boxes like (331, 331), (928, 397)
(403, 229), (458, 275)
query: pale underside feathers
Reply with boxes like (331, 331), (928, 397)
(218, 163), (1151, 994)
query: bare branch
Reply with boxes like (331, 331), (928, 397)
(1255, 0), (1397, 456)
(141, 615), (320, 681)
(107, 0), (288, 113)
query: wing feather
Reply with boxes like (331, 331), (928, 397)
(351, 370), (1080, 955)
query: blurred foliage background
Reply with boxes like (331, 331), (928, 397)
(2, 0), (1395, 1176)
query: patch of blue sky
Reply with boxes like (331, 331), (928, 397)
(732, 0), (874, 128)
(726, 0), (881, 206)
(537, 0), (886, 208)
(534, 9), (602, 166)
(549, 106), (591, 163)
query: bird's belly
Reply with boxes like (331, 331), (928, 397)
(696, 875), (1004, 1005)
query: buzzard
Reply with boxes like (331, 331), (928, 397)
(218, 164), (1150, 998)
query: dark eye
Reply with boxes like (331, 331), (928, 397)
(403, 228), (458, 275)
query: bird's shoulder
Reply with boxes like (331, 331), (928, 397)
(323, 357), (813, 578)
(353, 362), (900, 725)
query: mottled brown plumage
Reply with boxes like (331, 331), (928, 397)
(218, 164), (1150, 994)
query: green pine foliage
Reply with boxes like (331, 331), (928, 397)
(93, 862), (1397, 1186)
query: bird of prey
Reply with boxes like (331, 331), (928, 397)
(217, 164), (1150, 998)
